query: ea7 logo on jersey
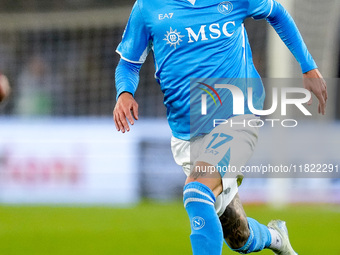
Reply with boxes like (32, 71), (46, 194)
(218, 1), (233, 15)
(159, 13), (174, 20)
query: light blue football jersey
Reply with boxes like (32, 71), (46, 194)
(117, 0), (280, 140)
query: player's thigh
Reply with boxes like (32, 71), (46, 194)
(186, 160), (223, 198)
(171, 136), (191, 176)
(172, 135), (224, 197)
(171, 115), (259, 173)
(194, 117), (259, 176)
(208, 116), (259, 215)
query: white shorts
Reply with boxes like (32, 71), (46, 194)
(171, 114), (260, 216)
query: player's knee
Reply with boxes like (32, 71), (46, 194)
(185, 161), (223, 197)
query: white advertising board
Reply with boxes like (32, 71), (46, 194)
(0, 118), (339, 205)
(0, 118), (140, 205)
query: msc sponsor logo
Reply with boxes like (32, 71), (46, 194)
(164, 21), (236, 48)
(186, 22), (236, 43)
(163, 27), (185, 48)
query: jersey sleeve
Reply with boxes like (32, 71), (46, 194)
(266, 1), (317, 73)
(247, 0), (274, 20)
(115, 59), (142, 100)
(116, 1), (151, 64)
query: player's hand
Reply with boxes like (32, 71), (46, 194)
(113, 92), (139, 133)
(303, 69), (327, 115)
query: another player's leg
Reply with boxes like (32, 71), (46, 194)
(183, 161), (224, 255)
(219, 193), (298, 255)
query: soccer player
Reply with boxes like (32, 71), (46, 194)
(113, 0), (327, 254)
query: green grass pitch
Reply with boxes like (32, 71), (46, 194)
(0, 202), (339, 255)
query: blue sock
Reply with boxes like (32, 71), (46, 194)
(183, 182), (223, 255)
(231, 217), (272, 254)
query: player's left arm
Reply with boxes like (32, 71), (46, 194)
(302, 69), (327, 115)
(265, 0), (328, 114)
(0, 73), (11, 103)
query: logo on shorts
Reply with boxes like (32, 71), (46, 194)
(192, 216), (205, 230)
(198, 82), (223, 115)
(218, 2), (233, 15)
(164, 27), (185, 49)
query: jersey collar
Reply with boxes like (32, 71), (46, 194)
(187, 0), (196, 5)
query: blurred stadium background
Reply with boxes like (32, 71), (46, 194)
(0, 0), (339, 254)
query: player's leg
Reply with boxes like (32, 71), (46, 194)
(219, 193), (250, 249)
(183, 161), (224, 255)
(219, 193), (298, 255)
(215, 127), (271, 254)
(173, 115), (294, 255)
(213, 117), (272, 252)
(183, 166), (292, 255)
(173, 115), (257, 255)
(219, 193), (273, 253)
(171, 136), (225, 255)
(213, 116), (298, 254)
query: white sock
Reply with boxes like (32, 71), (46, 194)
(269, 228), (282, 250)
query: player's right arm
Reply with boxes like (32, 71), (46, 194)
(114, 60), (141, 133)
(114, 92), (139, 133)
(113, 1), (151, 133)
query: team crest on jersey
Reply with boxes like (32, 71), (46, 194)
(218, 1), (233, 15)
(164, 27), (185, 49)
